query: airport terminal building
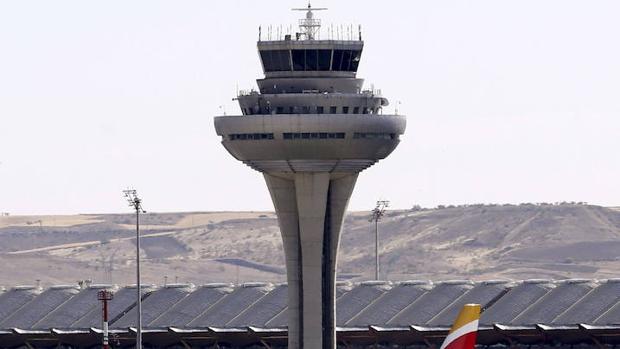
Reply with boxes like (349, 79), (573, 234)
(0, 279), (619, 348)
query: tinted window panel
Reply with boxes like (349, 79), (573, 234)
(292, 50), (305, 71)
(318, 50), (331, 70)
(341, 50), (352, 71)
(260, 50), (292, 71)
(260, 50), (274, 71)
(333, 50), (344, 71)
(305, 49), (318, 71)
(277, 50), (292, 71)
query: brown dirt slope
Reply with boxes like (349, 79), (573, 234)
(0, 204), (618, 287)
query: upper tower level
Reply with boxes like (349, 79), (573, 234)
(257, 3), (364, 80)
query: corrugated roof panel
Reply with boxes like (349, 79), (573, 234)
(0, 286), (80, 329)
(346, 281), (431, 327)
(511, 279), (596, 325)
(387, 281), (474, 326)
(113, 284), (193, 328)
(74, 286), (153, 328)
(480, 280), (554, 325)
(552, 279), (620, 325)
(593, 299), (620, 325)
(227, 284), (287, 327)
(187, 283), (273, 328)
(428, 280), (511, 326)
(0, 287), (41, 324)
(149, 284), (233, 328)
(336, 281), (392, 326)
(32, 286), (113, 329)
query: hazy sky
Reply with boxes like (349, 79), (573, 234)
(1, 1), (619, 215)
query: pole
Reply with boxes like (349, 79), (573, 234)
(103, 297), (109, 349)
(123, 189), (144, 349)
(136, 207), (142, 349)
(375, 218), (379, 280)
(98, 290), (113, 349)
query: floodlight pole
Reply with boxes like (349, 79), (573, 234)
(374, 218), (379, 280)
(370, 200), (389, 280)
(135, 202), (141, 349)
(123, 189), (145, 349)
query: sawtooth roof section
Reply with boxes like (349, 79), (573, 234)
(0, 286), (80, 330)
(428, 280), (512, 327)
(149, 283), (233, 328)
(6, 279), (620, 331)
(226, 284), (288, 327)
(186, 282), (273, 328)
(336, 281), (392, 326)
(345, 281), (431, 327)
(593, 297), (620, 325)
(112, 284), (193, 329)
(32, 285), (113, 330)
(73, 285), (153, 329)
(0, 287), (42, 325)
(387, 280), (475, 327)
(552, 279), (620, 325)
(511, 279), (596, 325)
(480, 279), (554, 325)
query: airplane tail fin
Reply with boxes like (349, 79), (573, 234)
(439, 304), (481, 349)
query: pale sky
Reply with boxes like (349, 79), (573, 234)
(0, 1), (619, 215)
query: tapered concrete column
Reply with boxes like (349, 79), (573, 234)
(265, 173), (358, 349)
(264, 174), (302, 348)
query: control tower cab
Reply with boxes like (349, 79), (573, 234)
(214, 4), (406, 349)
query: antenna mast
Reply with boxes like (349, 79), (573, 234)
(292, 2), (327, 40)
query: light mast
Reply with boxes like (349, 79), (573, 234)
(214, 4), (406, 348)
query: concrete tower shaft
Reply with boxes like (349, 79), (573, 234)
(214, 5), (405, 348)
(264, 173), (356, 348)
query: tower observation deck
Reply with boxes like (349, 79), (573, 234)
(214, 4), (406, 349)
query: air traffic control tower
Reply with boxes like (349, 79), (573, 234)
(214, 4), (406, 348)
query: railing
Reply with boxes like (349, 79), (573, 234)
(258, 24), (362, 42)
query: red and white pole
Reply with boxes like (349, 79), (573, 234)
(98, 290), (113, 349)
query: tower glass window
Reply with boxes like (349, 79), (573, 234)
(292, 50), (305, 71)
(332, 49), (362, 71)
(318, 50), (331, 70)
(332, 50), (344, 71)
(291, 49), (335, 71)
(305, 49), (318, 70)
(260, 50), (292, 72)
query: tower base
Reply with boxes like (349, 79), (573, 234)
(264, 172), (358, 349)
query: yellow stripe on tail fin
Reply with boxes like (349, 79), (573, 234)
(440, 304), (481, 349)
(449, 304), (481, 334)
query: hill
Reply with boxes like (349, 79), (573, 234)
(1, 204), (619, 287)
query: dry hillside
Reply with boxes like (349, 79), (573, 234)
(1, 204), (619, 287)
